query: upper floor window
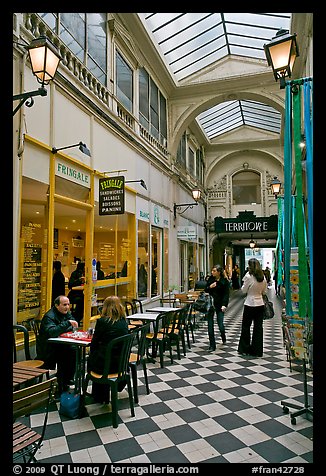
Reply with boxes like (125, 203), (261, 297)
(116, 51), (133, 113)
(139, 68), (167, 147)
(232, 171), (261, 205)
(38, 13), (107, 86)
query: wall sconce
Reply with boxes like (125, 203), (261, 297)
(249, 235), (256, 249)
(174, 189), (201, 219)
(51, 142), (91, 157)
(270, 176), (282, 199)
(13, 36), (62, 116)
(263, 29), (299, 89)
(125, 179), (147, 190)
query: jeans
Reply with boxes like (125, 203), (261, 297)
(207, 306), (225, 348)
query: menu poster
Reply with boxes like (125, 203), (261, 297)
(99, 176), (125, 215)
(18, 223), (43, 321)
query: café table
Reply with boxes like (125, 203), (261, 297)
(146, 306), (176, 313)
(48, 331), (92, 394)
(126, 312), (160, 322)
(13, 363), (49, 390)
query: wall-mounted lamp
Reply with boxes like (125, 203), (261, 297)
(263, 29), (299, 89)
(174, 189), (201, 219)
(249, 235), (256, 249)
(270, 176), (282, 199)
(125, 179), (147, 190)
(13, 36), (61, 116)
(51, 142), (91, 157)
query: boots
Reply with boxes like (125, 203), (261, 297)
(221, 331), (226, 344)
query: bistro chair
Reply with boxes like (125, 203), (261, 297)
(82, 333), (135, 428)
(13, 324), (46, 371)
(129, 322), (151, 403)
(145, 311), (177, 368)
(13, 376), (57, 462)
(132, 298), (144, 313)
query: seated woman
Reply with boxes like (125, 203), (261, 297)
(87, 295), (129, 403)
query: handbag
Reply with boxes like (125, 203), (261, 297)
(59, 390), (81, 419)
(262, 294), (274, 320)
(193, 292), (213, 313)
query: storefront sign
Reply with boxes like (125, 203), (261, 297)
(99, 176), (125, 215)
(215, 211), (278, 233)
(177, 226), (197, 240)
(56, 160), (90, 187)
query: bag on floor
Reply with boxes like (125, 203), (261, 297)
(263, 294), (274, 320)
(59, 390), (81, 419)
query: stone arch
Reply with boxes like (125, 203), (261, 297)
(206, 149), (283, 185)
(169, 89), (285, 158)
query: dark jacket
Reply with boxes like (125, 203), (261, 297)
(37, 306), (74, 369)
(205, 275), (229, 311)
(52, 270), (66, 305)
(68, 268), (84, 300)
(87, 317), (129, 374)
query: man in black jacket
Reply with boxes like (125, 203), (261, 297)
(205, 264), (230, 351)
(37, 295), (78, 395)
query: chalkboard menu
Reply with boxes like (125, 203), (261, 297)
(99, 176), (125, 215)
(18, 223), (43, 320)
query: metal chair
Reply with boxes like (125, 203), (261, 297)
(129, 323), (151, 403)
(13, 324), (45, 370)
(13, 377), (57, 462)
(82, 333), (135, 428)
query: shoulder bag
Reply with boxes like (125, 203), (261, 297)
(262, 294), (274, 320)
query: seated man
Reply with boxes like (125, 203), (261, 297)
(37, 295), (78, 395)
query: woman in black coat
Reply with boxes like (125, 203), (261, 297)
(205, 264), (230, 350)
(67, 261), (85, 325)
(87, 295), (129, 403)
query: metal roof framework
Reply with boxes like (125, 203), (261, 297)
(138, 13), (291, 138)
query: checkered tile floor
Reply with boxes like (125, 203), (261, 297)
(16, 290), (313, 464)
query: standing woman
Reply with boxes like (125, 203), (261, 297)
(87, 295), (129, 403)
(237, 258), (267, 357)
(205, 264), (230, 351)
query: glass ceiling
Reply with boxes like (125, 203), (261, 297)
(138, 13), (291, 138)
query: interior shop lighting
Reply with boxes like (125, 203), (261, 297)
(13, 36), (61, 116)
(174, 189), (201, 219)
(264, 29), (299, 89)
(51, 142), (91, 157)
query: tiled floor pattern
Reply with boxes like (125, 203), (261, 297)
(16, 290), (313, 464)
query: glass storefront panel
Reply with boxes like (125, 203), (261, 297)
(137, 220), (149, 299)
(151, 227), (162, 297)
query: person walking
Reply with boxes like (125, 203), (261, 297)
(204, 264), (230, 350)
(52, 260), (66, 306)
(87, 295), (129, 403)
(231, 264), (241, 290)
(237, 258), (267, 358)
(37, 295), (78, 395)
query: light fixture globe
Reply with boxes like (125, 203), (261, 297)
(271, 176), (282, 199)
(264, 29), (299, 89)
(192, 189), (201, 201)
(27, 36), (61, 87)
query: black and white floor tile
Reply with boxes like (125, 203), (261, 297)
(16, 290), (313, 464)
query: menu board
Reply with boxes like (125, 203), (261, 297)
(17, 223), (43, 320)
(99, 176), (125, 215)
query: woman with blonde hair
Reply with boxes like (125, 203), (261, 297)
(87, 295), (129, 403)
(237, 258), (267, 357)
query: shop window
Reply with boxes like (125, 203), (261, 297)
(137, 220), (149, 299)
(151, 227), (162, 297)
